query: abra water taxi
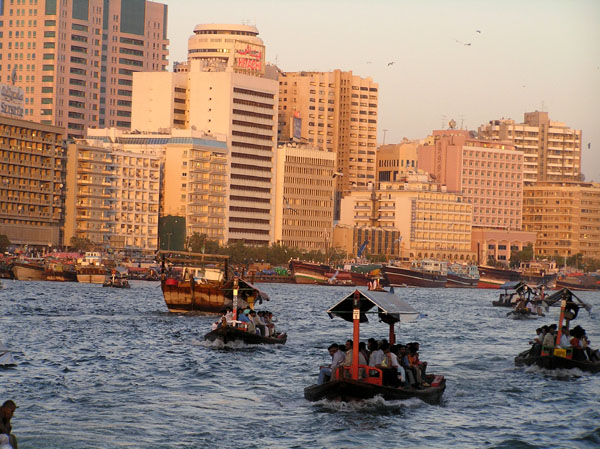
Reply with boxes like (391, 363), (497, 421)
(304, 288), (445, 404)
(514, 288), (599, 373)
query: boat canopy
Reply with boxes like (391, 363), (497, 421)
(499, 280), (540, 292)
(542, 288), (592, 312)
(327, 288), (418, 325)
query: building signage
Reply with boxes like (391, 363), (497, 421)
(234, 42), (265, 75)
(293, 111), (302, 139)
(0, 83), (25, 119)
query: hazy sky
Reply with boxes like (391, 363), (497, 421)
(162, 0), (600, 181)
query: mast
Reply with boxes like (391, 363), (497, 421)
(351, 290), (360, 380)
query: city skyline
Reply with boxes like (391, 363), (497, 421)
(163, 0), (600, 181)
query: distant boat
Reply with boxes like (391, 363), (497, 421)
(556, 273), (600, 291)
(159, 251), (269, 314)
(44, 261), (77, 282)
(519, 260), (558, 287)
(76, 252), (109, 284)
(477, 265), (521, 289)
(12, 259), (46, 281)
(447, 263), (479, 288)
(382, 260), (447, 288)
(289, 260), (373, 286)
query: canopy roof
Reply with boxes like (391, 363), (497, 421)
(499, 281), (539, 293)
(327, 288), (418, 325)
(542, 288), (592, 312)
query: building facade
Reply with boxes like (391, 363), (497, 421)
(277, 70), (378, 196)
(522, 181), (600, 260)
(377, 140), (420, 182)
(0, 115), (65, 246)
(131, 24), (278, 245)
(0, 0), (168, 139)
(339, 173), (474, 262)
(478, 111), (582, 182)
(418, 130), (524, 230)
(471, 228), (536, 266)
(274, 142), (335, 251)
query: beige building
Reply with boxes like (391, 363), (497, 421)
(277, 70), (378, 196)
(523, 181), (600, 260)
(377, 140), (420, 182)
(0, 0), (169, 139)
(471, 228), (536, 265)
(64, 137), (161, 251)
(478, 111), (582, 182)
(131, 24), (278, 245)
(274, 142), (335, 251)
(339, 173), (474, 261)
(0, 115), (65, 246)
(418, 130), (524, 230)
(334, 225), (401, 260)
(84, 128), (228, 248)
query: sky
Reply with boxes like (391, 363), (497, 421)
(161, 0), (600, 181)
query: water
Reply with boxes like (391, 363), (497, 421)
(1, 280), (599, 448)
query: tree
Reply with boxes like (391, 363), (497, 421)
(187, 233), (220, 254)
(0, 234), (10, 253)
(70, 236), (94, 252)
(509, 244), (534, 268)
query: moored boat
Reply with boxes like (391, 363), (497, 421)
(289, 260), (330, 284)
(447, 263), (479, 288)
(382, 260), (447, 288)
(44, 261), (77, 282)
(304, 288), (445, 404)
(159, 251), (268, 314)
(519, 260), (558, 288)
(477, 265), (521, 289)
(556, 273), (600, 291)
(76, 252), (109, 284)
(11, 259), (46, 281)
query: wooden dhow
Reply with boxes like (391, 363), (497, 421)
(159, 251), (269, 314)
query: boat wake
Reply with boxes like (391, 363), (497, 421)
(522, 364), (588, 379)
(199, 338), (268, 350)
(312, 395), (424, 413)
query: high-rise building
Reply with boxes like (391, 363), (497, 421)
(338, 173), (474, 262)
(418, 130), (524, 230)
(522, 181), (600, 260)
(274, 142), (335, 251)
(377, 140), (421, 182)
(131, 24), (279, 245)
(0, 0), (169, 139)
(478, 111), (582, 182)
(0, 115), (65, 247)
(277, 70), (378, 196)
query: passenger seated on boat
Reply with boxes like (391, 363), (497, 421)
(368, 339), (384, 367)
(264, 311), (276, 337)
(408, 343), (429, 387)
(558, 326), (571, 349)
(342, 340), (353, 368)
(398, 345), (416, 387)
(224, 308), (233, 322)
(391, 345), (407, 386)
(248, 310), (261, 335)
(542, 327), (556, 348)
(377, 343), (400, 387)
(529, 327), (544, 356)
(317, 343), (346, 385)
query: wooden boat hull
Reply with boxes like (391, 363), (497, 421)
(507, 310), (544, 320)
(204, 326), (287, 345)
(77, 273), (108, 284)
(515, 350), (600, 373)
(304, 376), (446, 404)
(161, 279), (230, 314)
(477, 266), (521, 289)
(12, 263), (45, 281)
(447, 274), (478, 288)
(382, 265), (446, 288)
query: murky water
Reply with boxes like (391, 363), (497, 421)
(1, 281), (599, 448)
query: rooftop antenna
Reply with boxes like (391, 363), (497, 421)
(382, 129), (388, 145)
(459, 115), (465, 130)
(441, 115), (447, 129)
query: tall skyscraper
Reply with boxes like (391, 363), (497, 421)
(478, 111), (582, 182)
(0, 0), (168, 139)
(277, 70), (378, 196)
(131, 24), (279, 245)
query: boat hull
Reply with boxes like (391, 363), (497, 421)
(515, 350), (600, 373)
(77, 273), (108, 284)
(304, 376), (445, 404)
(204, 326), (287, 345)
(382, 265), (446, 288)
(161, 279), (229, 314)
(12, 263), (45, 281)
(477, 266), (521, 289)
(446, 274), (478, 288)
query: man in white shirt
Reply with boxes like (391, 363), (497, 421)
(558, 326), (571, 349)
(368, 340), (384, 367)
(318, 343), (346, 384)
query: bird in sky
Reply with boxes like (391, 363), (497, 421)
(476, 30), (482, 34)
(387, 61), (394, 66)
(284, 200), (298, 214)
(366, 61), (372, 64)
(464, 42), (472, 46)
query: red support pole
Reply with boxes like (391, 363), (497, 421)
(389, 323), (395, 346)
(351, 290), (361, 380)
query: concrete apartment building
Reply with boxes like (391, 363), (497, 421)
(0, 113), (65, 246)
(277, 70), (378, 196)
(523, 181), (600, 260)
(131, 24), (278, 245)
(338, 173), (474, 261)
(418, 130), (524, 231)
(377, 140), (420, 182)
(82, 128), (228, 250)
(478, 111), (582, 182)
(0, 0), (168, 139)
(64, 137), (161, 251)
(274, 142), (335, 251)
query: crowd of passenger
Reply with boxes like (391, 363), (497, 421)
(317, 338), (431, 389)
(211, 307), (281, 338)
(529, 323), (600, 362)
